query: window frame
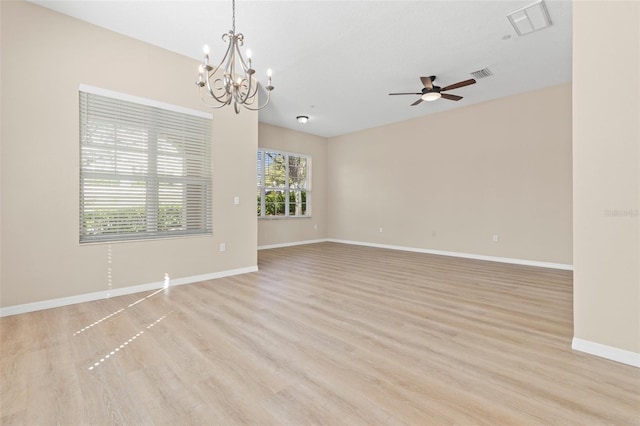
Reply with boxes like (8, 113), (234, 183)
(257, 148), (312, 219)
(79, 84), (213, 243)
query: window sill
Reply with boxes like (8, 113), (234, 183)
(258, 216), (312, 220)
(79, 232), (213, 245)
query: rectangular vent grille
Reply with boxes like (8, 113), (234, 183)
(470, 68), (493, 79)
(507, 0), (552, 36)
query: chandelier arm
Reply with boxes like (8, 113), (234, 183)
(236, 83), (257, 106)
(239, 69), (258, 102)
(214, 33), (234, 70)
(243, 89), (272, 111)
(224, 42), (237, 91)
(204, 38), (235, 103)
(241, 53), (253, 104)
(246, 81), (260, 99)
(199, 89), (232, 109)
(205, 75), (232, 104)
(226, 39), (251, 105)
(237, 75), (253, 105)
(206, 72), (235, 105)
(239, 70), (258, 105)
(235, 36), (252, 74)
(236, 89), (247, 105)
(218, 39), (236, 84)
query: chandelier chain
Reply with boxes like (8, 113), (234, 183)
(232, 0), (235, 33)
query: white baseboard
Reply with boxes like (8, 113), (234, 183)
(572, 337), (640, 368)
(0, 266), (258, 317)
(327, 239), (573, 270)
(258, 239), (329, 250)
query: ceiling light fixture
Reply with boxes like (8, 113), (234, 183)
(195, 0), (273, 114)
(296, 115), (309, 124)
(421, 92), (441, 102)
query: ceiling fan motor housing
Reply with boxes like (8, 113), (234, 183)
(422, 86), (441, 94)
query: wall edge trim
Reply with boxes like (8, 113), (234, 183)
(258, 239), (329, 250)
(327, 239), (574, 270)
(256, 238), (573, 270)
(572, 337), (640, 368)
(0, 266), (258, 317)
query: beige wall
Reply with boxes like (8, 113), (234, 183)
(573, 1), (639, 354)
(257, 123), (328, 247)
(0, 1), (257, 308)
(0, 0), (4, 297)
(328, 84), (573, 265)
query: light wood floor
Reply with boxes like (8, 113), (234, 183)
(1, 242), (639, 425)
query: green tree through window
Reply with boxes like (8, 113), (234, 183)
(257, 149), (310, 218)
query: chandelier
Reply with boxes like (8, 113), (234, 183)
(195, 0), (274, 113)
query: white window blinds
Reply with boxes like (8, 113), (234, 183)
(79, 89), (212, 243)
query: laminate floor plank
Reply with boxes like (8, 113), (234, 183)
(1, 242), (639, 425)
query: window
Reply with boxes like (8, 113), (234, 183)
(257, 149), (311, 218)
(79, 86), (212, 243)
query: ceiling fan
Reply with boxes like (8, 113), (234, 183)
(389, 76), (476, 106)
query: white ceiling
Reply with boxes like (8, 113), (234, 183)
(30, 0), (572, 138)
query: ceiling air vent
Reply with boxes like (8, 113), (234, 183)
(470, 68), (493, 79)
(506, 0), (552, 36)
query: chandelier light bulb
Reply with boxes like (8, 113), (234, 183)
(196, 65), (205, 87)
(267, 68), (273, 77)
(246, 49), (252, 59)
(202, 44), (210, 66)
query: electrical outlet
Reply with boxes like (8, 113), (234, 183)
(219, 243), (226, 252)
(234, 196), (240, 205)
(379, 227), (383, 233)
(493, 234), (499, 242)
(314, 224), (318, 230)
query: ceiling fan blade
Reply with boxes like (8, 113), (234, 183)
(420, 76), (434, 89)
(410, 98), (424, 106)
(389, 92), (422, 96)
(441, 79), (476, 91)
(441, 93), (463, 101)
